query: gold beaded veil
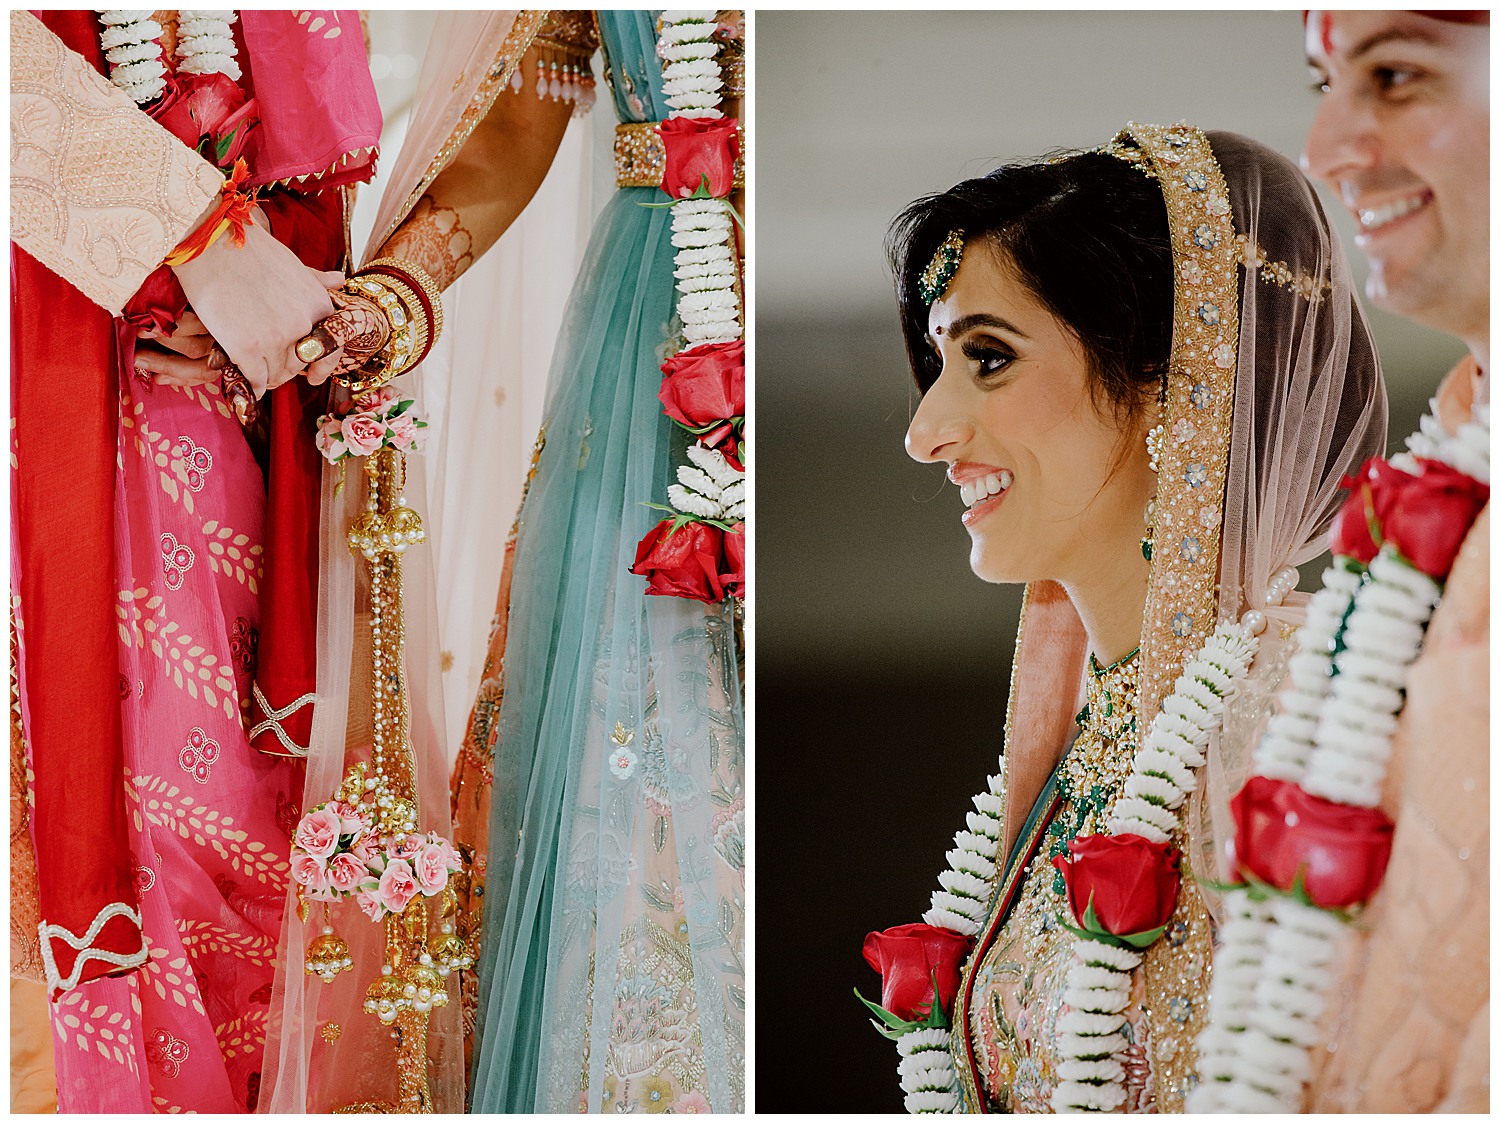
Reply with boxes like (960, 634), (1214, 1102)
(969, 124), (1386, 1111)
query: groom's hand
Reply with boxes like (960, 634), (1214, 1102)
(171, 216), (336, 396)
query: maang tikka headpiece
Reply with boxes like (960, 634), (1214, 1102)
(919, 229), (966, 305)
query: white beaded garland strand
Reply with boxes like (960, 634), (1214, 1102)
(98, 11), (167, 103)
(99, 9), (241, 104)
(1190, 401), (1489, 1113)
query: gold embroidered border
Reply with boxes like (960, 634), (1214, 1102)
(1116, 121), (1240, 1114)
(375, 10), (548, 251)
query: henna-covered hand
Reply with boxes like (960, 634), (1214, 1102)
(299, 287), (392, 385)
(326, 287), (391, 366)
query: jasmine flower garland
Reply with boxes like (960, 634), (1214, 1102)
(1189, 402), (1489, 1112)
(99, 10), (241, 104)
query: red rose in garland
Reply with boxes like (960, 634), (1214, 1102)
(659, 341), (745, 454)
(1226, 775), (1395, 909)
(630, 519), (727, 603)
(657, 117), (740, 199)
(1052, 834), (1181, 945)
(862, 923), (974, 1023)
(721, 522), (745, 600)
(149, 72), (259, 170)
(1331, 457), (1411, 563)
(1382, 458), (1489, 578)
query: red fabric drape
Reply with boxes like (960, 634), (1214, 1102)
(13, 241), (144, 992)
(247, 189), (345, 757)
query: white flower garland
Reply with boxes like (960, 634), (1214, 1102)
(654, 11), (744, 551)
(99, 9), (240, 104)
(176, 11), (241, 81)
(659, 12), (742, 351)
(667, 443), (745, 521)
(99, 11), (167, 103)
(1049, 621), (1259, 1114)
(897, 621), (1261, 1114)
(1188, 402), (1489, 1113)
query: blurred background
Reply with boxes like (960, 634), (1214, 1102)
(754, 10), (1464, 1113)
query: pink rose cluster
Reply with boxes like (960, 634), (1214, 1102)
(314, 386), (428, 465)
(289, 802), (463, 921)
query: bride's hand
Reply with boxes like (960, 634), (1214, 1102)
(300, 283), (393, 386)
(136, 310), (217, 360)
(133, 339), (220, 387)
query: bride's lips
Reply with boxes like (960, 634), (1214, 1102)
(948, 463), (1014, 527)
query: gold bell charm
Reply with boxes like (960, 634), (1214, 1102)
(403, 960), (447, 1014)
(305, 926), (354, 983)
(364, 968), (407, 1026)
(429, 928), (473, 978)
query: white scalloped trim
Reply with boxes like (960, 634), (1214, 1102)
(39, 901), (147, 993)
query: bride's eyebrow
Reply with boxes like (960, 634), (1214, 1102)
(946, 313), (1028, 341)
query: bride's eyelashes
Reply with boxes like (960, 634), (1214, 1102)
(961, 339), (1017, 381)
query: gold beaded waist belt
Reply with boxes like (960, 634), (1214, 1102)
(613, 122), (746, 190)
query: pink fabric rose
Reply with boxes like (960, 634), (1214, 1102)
(386, 414), (419, 452)
(378, 857), (420, 914)
(330, 801), (369, 837)
(425, 832), (463, 872)
(351, 832), (379, 865)
(290, 851), (330, 891)
(354, 386), (401, 414)
(355, 889), (386, 922)
(327, 852), (368, 893)
(412, 844), (451, 895)
(389, 833), (423, 861)
(294, 808), (342, 861)
(342, 412), (388, 457)
(316, 415), (349, 462)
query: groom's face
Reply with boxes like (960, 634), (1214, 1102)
(1302, 10), (1488, 342)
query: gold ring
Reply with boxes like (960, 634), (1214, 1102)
(295, 325), (339, 363)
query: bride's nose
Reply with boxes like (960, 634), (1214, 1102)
(905, 370), (972, 464)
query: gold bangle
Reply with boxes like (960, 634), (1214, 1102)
(332, 258), (445, 393)
(363, 257), (445, 346)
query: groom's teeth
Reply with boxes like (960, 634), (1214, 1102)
(1359, 194), (1427, 230)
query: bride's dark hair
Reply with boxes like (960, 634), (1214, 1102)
(889, 152), (1173, 424)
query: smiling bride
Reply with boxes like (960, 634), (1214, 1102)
(859, 125), (1386, 1113)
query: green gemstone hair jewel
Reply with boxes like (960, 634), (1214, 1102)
(918, 229), (966, 305)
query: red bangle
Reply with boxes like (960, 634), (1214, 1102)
(163, 159), (259, 268)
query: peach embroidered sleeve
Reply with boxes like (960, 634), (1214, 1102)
(10, 10), (222, 315)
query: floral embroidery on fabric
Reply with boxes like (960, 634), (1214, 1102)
(160, 532), (195, 590)
(178, 727), (220, 784)
(135, 864), (156, 893)
(175, 435), (213, 492)
(146, 1026), (190, 1077)
(229, 616), (258, 676)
